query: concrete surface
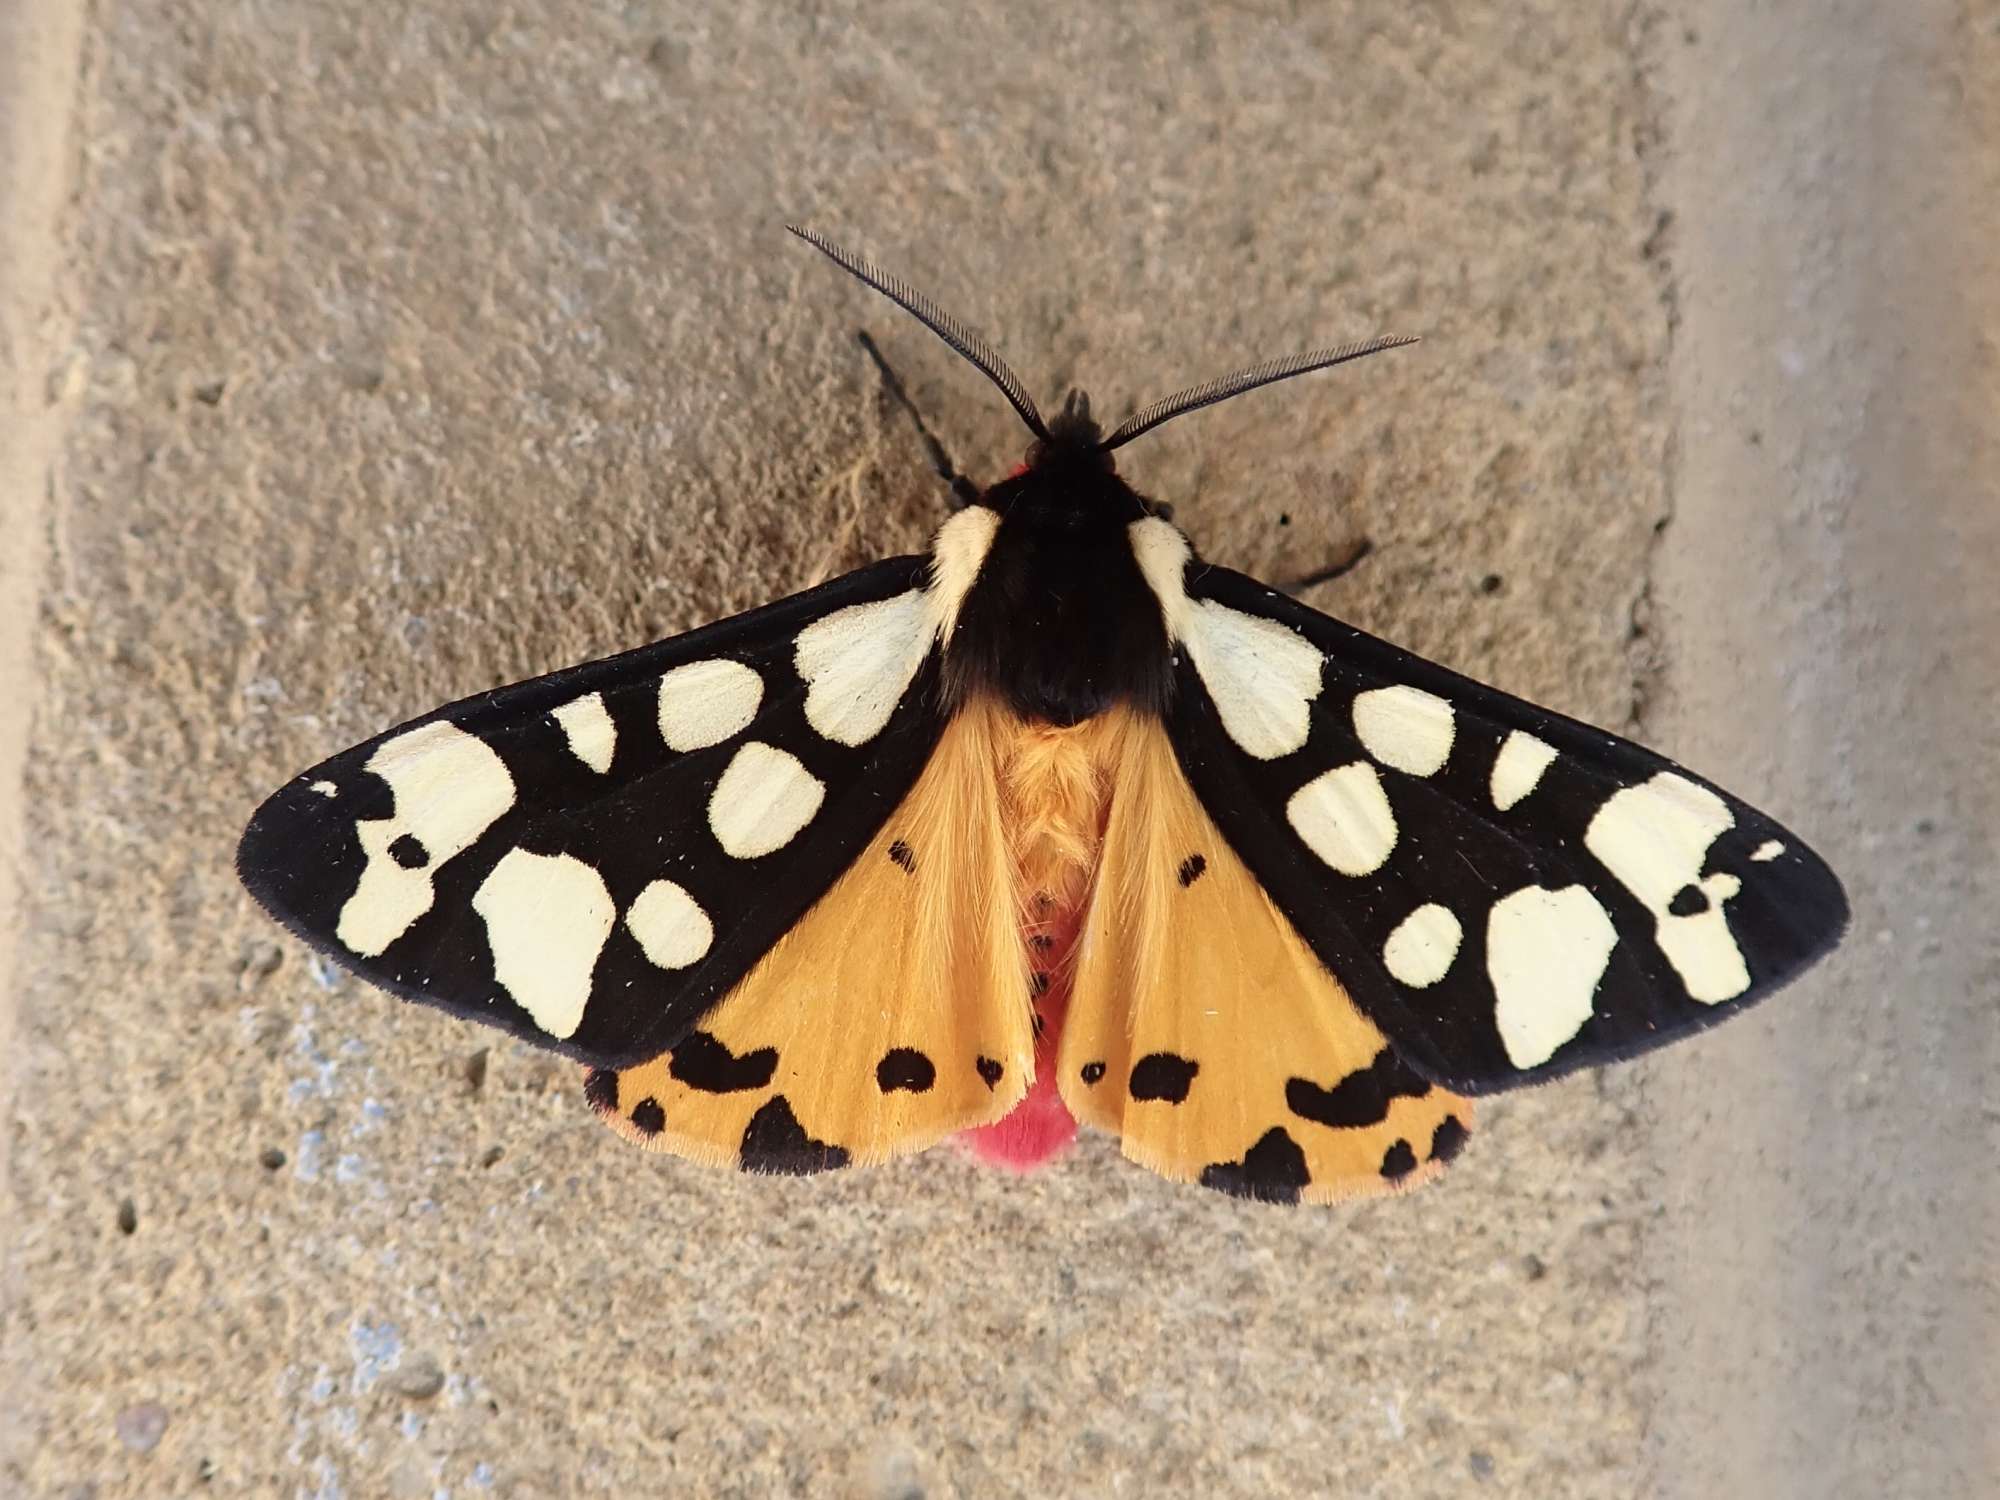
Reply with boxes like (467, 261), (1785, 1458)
(0, 3), (1989, 1497)
(1642, 5), (1998, 1496)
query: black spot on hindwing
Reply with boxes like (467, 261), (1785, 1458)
(1128, 1052), (1200, 1103)
(1286, 1047), (1431, 1129)
(583, 1068), (619, 1113)
(1080, 1061), (1106, 1085)
(1176, 853), (1207, 887)
(1380, 1139), (1418, 1181)
(1200, 1128), (1310, 1204)
(388, 834), (429, 869)
(888, 839), (916, 873)
(669, 1031), (778, 1093)
(876, 1047), (936, 1094)
(976, 1056), (1004, 1089)
(1430, 1114), (1469, 1163)
(739, 1096), (849, 1175)
(629, 1097), (665, 1136)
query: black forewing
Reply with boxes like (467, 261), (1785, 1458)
(1168, 565), (1848, 1093)
(238, 557), (944, 1069)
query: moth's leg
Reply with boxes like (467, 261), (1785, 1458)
(1281, 537), (1375, 592)
(856, 330), (982, 510)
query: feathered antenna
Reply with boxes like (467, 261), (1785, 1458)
(791, 227), (1417, 455)
(788, 226), (1049, 441)
(1098, 336), (1420, 452)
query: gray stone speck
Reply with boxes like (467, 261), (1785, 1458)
(389, 1352), (448, 1400)
(114, 1401), (169, 1453)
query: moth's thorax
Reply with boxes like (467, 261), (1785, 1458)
(943, 458), (1175, 726)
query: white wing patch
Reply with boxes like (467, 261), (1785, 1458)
(709, 741), (826, 859)
(658, 659), (763, 753)
(472, 848), (615, 1039)
(1487, 884), (1619, 1068)
(794, 590), (931, 747)
(1751, 839), (1785, 862)
(626, 879), (714, 970)
(1286, 761), (1398, 876)
(787, 506), (1002, 748)
(336, 722), (516, 958)
(1126, 516), (1326, 759)
(310, 780), (338, 798)
(1382, 902), (1463, 988)
(1181, 601), (1324, 760)
(1353, 685), (1455, 777)
(1585, 772), (1750, 1003)
(551, 692), (616, 773)
(927, 504), (1001, 644)
(1490, 730), (1557, 811)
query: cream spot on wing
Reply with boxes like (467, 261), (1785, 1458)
(1127, 516), (1195, 638)
(709, 741), (826, 859)
(926, 505), (1001, 643)
(787, 510), (994, 747)
(1354, 685), (1455, 777)
(471, 849), (615, 1039)
(310, 780), (338, 798)
(1751, 839), (1785, 862)
(1585, 772), (1750, 1003)
(336, 722), (515, 958)
(625, 879), (713, 970)
(1487, 884), (1618, 1069)
(794, 590), (931, 747)
(1383, 902), (1463, 988)
(657, 659), (763, 753)
(1127, 516), (1327, 757)
(551, 691), (616, 773)
(1286, 761), (1397, 875)
(1491, 730), (1557, 811)
(1182, 601), (1324, 760)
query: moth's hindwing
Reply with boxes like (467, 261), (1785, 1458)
(1060, 709), (1473, 1204)
(586, 697), (1035, 1172)
(1154, 550), (1849, 1094)
(238, 555), (957, 1069)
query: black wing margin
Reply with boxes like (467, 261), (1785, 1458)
(1166, 565), (1848, 1094)
(238, 557), (946, 1069)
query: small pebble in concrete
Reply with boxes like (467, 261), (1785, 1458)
(390, 1353), (447, 1400)
(115, 1402), (169, 1453)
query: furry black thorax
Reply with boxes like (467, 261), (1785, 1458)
(945, 409), (1176, 726)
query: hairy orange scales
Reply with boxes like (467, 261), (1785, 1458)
(594, 701), (1472, 1202)
(961, 709), (1119, 1170)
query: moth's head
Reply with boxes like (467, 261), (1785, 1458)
(989, 388), (1154, 524)
(788, 224), (1418, 483)
(1028, 390), (1113, 474)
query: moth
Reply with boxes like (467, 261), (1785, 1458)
(239, 228), (1848, 1204)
